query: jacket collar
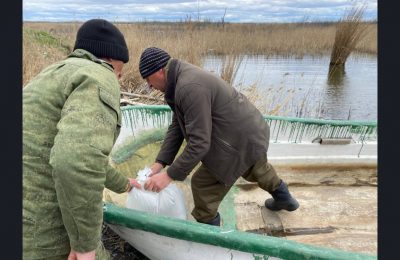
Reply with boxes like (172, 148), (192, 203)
(164, 59), (179, 110)
(67, 49), (114, 71)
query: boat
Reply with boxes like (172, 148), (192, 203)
(103, 105), (377, 260)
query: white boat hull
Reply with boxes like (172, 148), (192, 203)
(109, 224), (281, 260)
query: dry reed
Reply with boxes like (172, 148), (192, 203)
(329, 5), (370, 66)
(23, 28), (69, 86)
(220, 54), (243, 86)
(23, 21), (377, 88)
(23, 20), (376, 116)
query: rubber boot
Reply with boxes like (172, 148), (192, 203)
(265, 180), (299, 211)
(198, 212), (221, 226)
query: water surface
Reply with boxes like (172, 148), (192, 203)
(202, 54), (377, 121)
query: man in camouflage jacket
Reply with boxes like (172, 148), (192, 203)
(23, 19), (140, 259)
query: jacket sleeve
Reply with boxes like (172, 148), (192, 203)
(156, 113), (184, 166)
(105, 164), (130, 193)
(49, 71), (128, 252)
(166, 84), (212, 180)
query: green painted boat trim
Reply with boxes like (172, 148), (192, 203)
(103, 203), (376, 260)
(121, 104), (171, 112)
(111, 128), (167, 164)
(120, 105), (377, 127)
(219, 186), (239, 230)
(263, 115), (377, 127)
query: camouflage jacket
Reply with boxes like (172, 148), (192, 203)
(23, 49), (129, 259)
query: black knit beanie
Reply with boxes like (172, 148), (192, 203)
(74, 19), (129, 63)
(139, 47), (171, 78)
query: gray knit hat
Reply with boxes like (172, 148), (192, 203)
(139, 47), (171, 78)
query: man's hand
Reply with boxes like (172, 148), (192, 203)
(129, 178), (142, 189)
(149, 162), (164, 177)
(144, 172), (172, 192)
(126, 178), (141, 192)
(68, 250), (95, 260)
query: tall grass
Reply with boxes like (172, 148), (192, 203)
(23, 28), (69, 86)
(329, 5), (370, 66)
(23, 21), (377, 88)
(23, 20), (376, 118)
(220, 54), (243, 86)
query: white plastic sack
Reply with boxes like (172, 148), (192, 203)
(126, 167), (187, 220)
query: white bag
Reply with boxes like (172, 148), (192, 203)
(126, 167), (187, 220)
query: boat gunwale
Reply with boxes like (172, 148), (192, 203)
(103, 202), (376, 260)
(120, 105), (377, 127)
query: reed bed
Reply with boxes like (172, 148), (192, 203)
(23, 21), (376, 86)
(220, 54), (244, 86)
(23, 21), (376, 118)
(330, 5), (370, 66)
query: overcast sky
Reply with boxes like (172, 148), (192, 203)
(23, 0), (377, 23)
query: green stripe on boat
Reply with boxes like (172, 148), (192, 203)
(120, 105), (377, 144)
(103, 203), (376, 260)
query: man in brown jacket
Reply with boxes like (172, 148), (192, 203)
(139, 47), (299, 226)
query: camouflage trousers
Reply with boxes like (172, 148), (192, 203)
(191, 154), (281, 223)
(24, 242), (110, 260)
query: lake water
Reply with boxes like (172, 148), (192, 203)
(202, 54), (377, 121)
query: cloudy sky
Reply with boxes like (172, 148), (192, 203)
(23, 0), (377, 23)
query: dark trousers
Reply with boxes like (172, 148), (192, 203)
(191, 154), (281, 222)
